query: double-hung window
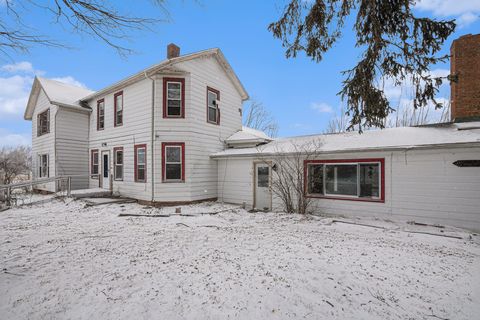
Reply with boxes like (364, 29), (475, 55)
(114, 147), (123, 181)
(114, 91), (123, 126)
(134, 144), (146, 182)
(207, 87), (220, 124)
(91, 150), (99, 177)
(305, 159), (384, 202)
(37, 109), (50, 136)
(163, 78), (185, 118)
(38, 154), (49, 178)
(97, 99), (105, 130)
(162, 142), (185, 182)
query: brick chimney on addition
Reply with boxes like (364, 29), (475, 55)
(167, 43), (180, 59)
(450, 34), (480, 122)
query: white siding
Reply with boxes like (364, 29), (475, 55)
(31, 89), (56, 192)
(87, 78), (152, 201)
(217, 147), (480, 231)
(152, 55), (243, 202)
(55, 108), (89, 189)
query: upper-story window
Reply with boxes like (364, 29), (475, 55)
(37, 109), (50, 136)
(97, 99), (105, 130)
(114, 91), (123, 127)
(207, 87), (220, 125)
(163, 78), (185, 118)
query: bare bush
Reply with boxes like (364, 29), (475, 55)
(260, 139), (322, 214)
(0, 146), (32, 185)
(243, 100), (279, 138)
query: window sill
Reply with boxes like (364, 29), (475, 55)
(207, 120), (220, 126)
(162, 179), (185, 183)
(135, 180), (146, 183)
(305, 194), (384, 203)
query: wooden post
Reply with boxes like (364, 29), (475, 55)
(67, 177), (72, 197)
(6, 187), (11, 207)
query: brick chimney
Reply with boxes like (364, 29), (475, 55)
(450, 34), (480, 122)
(167, 43), (180, 59)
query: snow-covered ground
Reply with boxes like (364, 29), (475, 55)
(1, 198), (479, 320)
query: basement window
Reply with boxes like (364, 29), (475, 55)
(37, 109), (50, 136)
(163, 78), (185, 118)
(162, 142), (185, 182)
(305, 159), (384, 202)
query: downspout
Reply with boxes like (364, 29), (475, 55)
(145, 71), (155, 203)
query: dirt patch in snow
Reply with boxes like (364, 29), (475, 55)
(1, 198), (479, 319)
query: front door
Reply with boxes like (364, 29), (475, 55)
(254, 163), (271, 210)
(101, 151), (110, 189)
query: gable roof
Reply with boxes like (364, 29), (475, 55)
(81, 48), (249, 102)
(212, 122), (480, 158)
(24, 77), (94, 120)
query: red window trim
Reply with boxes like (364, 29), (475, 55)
(91, 149), (99, 178)
(163, 78), (185, 118)
(206, 86), (220, 125)
(97, 99), (104, 131)
(303, 158), (385, 203)
(113, 146), (124, 181)
(134, 144), (147, 183)
(114, 91), (123, 127)
(161, 142), (185, 182)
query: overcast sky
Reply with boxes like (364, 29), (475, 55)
(1, 0), (479, 146)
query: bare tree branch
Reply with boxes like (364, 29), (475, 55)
(0, 0), (169, 58)
(243, 100), (279, 137)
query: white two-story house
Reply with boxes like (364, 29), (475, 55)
(24, 44), (251, 204)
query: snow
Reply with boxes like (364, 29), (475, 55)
(1, 198), (479, 319)
(37, 77), (94, 108)
(226, 127), (273, 144)
(213, 122), (480, 157)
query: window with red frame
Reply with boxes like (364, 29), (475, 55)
(114, 91), (123, 126)
(163, 78), (185, 118)
(91, 150), (99, 177)
(134, 144), (146, 182)
(162, 143), (185, 182)
(97, 99), (105, 130)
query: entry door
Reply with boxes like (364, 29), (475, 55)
(254, 163), (271, 210)
(101, 151), (110, 189)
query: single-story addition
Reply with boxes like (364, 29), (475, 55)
(24, 34), (480, 230)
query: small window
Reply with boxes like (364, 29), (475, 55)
(360, 163), (380, 198)
(38, 154), (49, 178)
(257, 167), (269, 187)
(207, 87), (220, 124)
(134, 144), (146, 182)
(91, 150), (99, 177)
(162, 143), (185, 182)
(97, 99), (105, 130)
(114, 147), (123, 181)
(37, 109), (50, 136)
(114, 91), (123, 126)
(163, 78), (185, 118)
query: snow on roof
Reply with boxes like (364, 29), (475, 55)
(226, 126), (272, 144)
(37, 77), (94, 107)
(212, 122), (480, 158)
